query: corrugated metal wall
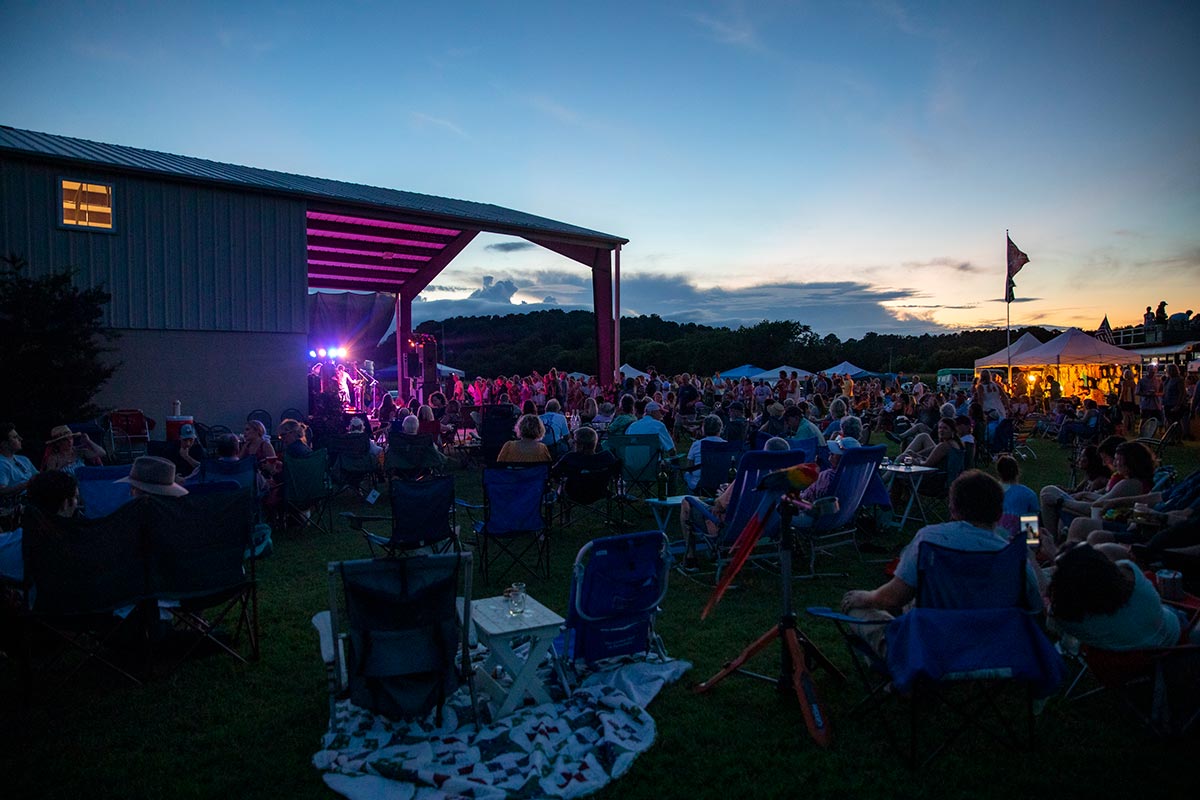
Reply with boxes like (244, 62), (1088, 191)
(0, 156), (308, 333)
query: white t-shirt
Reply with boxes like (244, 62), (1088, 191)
(685, 435), (726, 491)
(0, 454), (37, 490)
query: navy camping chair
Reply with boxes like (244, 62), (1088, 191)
(808, 537), (1063, 766)
(606, 432), (664, 504)
(75, 464), (134, 519)
(313, 553), (476, 726)
(463, 465), (552, 581)
(791, 444), (887, 578)
(343, 475), (458, 557)
(676, 448), (812, 581)
(557, 530), (670, 682)
(689, 439), (744, 498)
(193, 458), (257, 491)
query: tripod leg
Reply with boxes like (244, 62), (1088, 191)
(784, 629), (833, 748)
(794, 627), (846, 683)
(694, 626), (780, 693)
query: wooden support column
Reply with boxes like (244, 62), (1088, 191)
(395, 291), (413, 402)
(591, 250), (615, 391)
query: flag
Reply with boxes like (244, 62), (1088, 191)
(1005, 235), (1030, 303)
(1096, 315), (1115, 344)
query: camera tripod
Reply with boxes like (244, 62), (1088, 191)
(693, 500), (845, 747)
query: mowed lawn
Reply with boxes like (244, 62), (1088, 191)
(2, 434), (1197, 800)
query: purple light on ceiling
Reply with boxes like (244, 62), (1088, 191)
(307, 227), (447, 249)
(307, 259), (419, 274)
(308, 245), (429, 262)
(306, 211), (460, 237)
(309, 272), (409, 287)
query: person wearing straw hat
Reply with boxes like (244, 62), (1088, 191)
(116, 456), (189, 497)
(41, 425), (106, 475)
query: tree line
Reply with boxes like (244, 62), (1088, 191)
(414, 309), (1061, 379)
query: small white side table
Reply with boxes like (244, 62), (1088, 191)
(470, 594), (565, 718)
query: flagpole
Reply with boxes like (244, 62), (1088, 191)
(1006, 229), (1012, 386)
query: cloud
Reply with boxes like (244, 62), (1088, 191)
(410, 111), (467, 139)
(900, 257), (983, 274)
(410, 268), (944, 338)
(687, 10), (759, 49)
(485, 242), (537, 253)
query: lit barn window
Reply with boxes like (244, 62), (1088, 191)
(61, 179), (113, 229)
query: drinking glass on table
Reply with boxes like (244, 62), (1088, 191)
(902, 455), (913, 469)
(507, 582), (526, 615)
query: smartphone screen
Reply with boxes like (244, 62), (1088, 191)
(1021, 515), (1040, 546)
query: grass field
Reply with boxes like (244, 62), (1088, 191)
(2, 434), (1197, 800)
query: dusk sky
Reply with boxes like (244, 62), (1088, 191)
(3, 1), (1197, 339)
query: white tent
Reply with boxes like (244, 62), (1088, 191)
(437, 362), (465, 377)
(1008, 328), (1141, 368)
(974, 332), (1044, 371)
(566, 371), (590, 380)
(618, 363), (650, 379)
(751, 365), (814, 383)
(718, 364), (763, 380)
(823, 361), (869, 377)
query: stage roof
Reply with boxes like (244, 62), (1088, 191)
(0, 124), (627, 296)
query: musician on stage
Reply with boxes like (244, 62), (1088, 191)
(334, 364), (353, 408)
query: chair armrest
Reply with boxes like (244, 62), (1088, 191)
(806, 606), (889, 625)
(339, 511), (390, 531)
(312, 611), (335, 664)
(455, 499), (483, 510)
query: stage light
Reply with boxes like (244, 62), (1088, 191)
(318, 348), (328, 357)
(339, 347), (349, 358)
(308, 350), (317, 358)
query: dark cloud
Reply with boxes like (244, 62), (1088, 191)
(484, 242), (538, 253)
(900, 257), (982, 274)
(411, 268), (949, 337)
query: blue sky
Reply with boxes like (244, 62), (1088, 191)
(3, 1), (1197, 338)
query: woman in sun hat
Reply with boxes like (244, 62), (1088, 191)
(116, 456), (189, 497)
(41, 424), (106, 475)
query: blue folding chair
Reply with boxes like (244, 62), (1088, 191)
(465, 465), (552, 581)
(557, 530), (670, 683)
(344, 475), (458, 557)
(791, 445), (887, 578)
(193, 458), (257, 491)
(76, 464), (134, 519)
(808, 537), (1063, 766)
(689, 439), (744, 497)
(676, 449), (812, 581)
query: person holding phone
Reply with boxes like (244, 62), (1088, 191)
(41, 424), (105, 475)
(996, 455), (1039, 542)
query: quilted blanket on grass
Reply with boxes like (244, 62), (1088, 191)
(315, 659), (689, 800)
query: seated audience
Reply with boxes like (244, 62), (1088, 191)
(348, 416), (383, 459)
(897, 417), (963, 470)
(117, 455), (189, 497)
(238, 419), (277, 464)
(165, 423), (205, 482)
(627, 401), (676, 456)
(497, 414), (553, 464)
(0, 423), (38, 510)
(540, 399), (571, 457)
(277, 418), (313, 459)
(996, 455), (1039, 541)
(0, 469), (81, 583)
(1042, 441), (1156, 538)
(796, 417), (862, 504)
(841, 470), (1044, 655)
(41, 425), (105, 475)
(607, 395), (637, 437)
(552, 426), (619, 502)
(785, 402), (826, 446)
(1048, 544), (1195, 649)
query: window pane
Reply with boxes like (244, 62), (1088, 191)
(61, 179), (113, 229)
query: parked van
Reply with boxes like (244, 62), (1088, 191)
(936, 368), (975, 393)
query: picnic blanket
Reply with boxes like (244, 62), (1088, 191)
(315, 656), (690, 800)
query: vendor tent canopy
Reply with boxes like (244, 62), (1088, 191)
(376, 362), (464, 380)
(751, 366), (814, 382)
(1008, 328), (1141, 368)
(618, 363), (650, 379)
(718, 364), (764, 380)
(974, 332), (1044, 370)
(823, 361), (869, 377)
(566, 371), (590, 380)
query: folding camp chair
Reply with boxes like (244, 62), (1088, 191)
(313, 553), (476, 726)
(1074, 641), (1200, 738)
(107, 409), (150, 462)
(343, 475), (459, 557)
(384, 432), (446, 480)
(281, 449), (334, 534)
(606, 432), (664, 507)
(676, 449), (812, 582)
(194, 458), (258, 491)
(791, 445), (887, 579)
(19, 502), (151, 687)
(462, 465), (552, 582)
(689, 439), (744, 498)
(75, 464), (134, 519)
(808, 537), (1064, 766)
(557, 530), (670, 685)
(144, 490), (260, 670)
(1136, 421), (1181, 460)
(916, 447), (966, 523)
(554, 453), (622, 530)
(479, 408), (517, 467)
(324, 432), (378, 497)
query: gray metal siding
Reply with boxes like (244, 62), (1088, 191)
(0, 156), (308, 333)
